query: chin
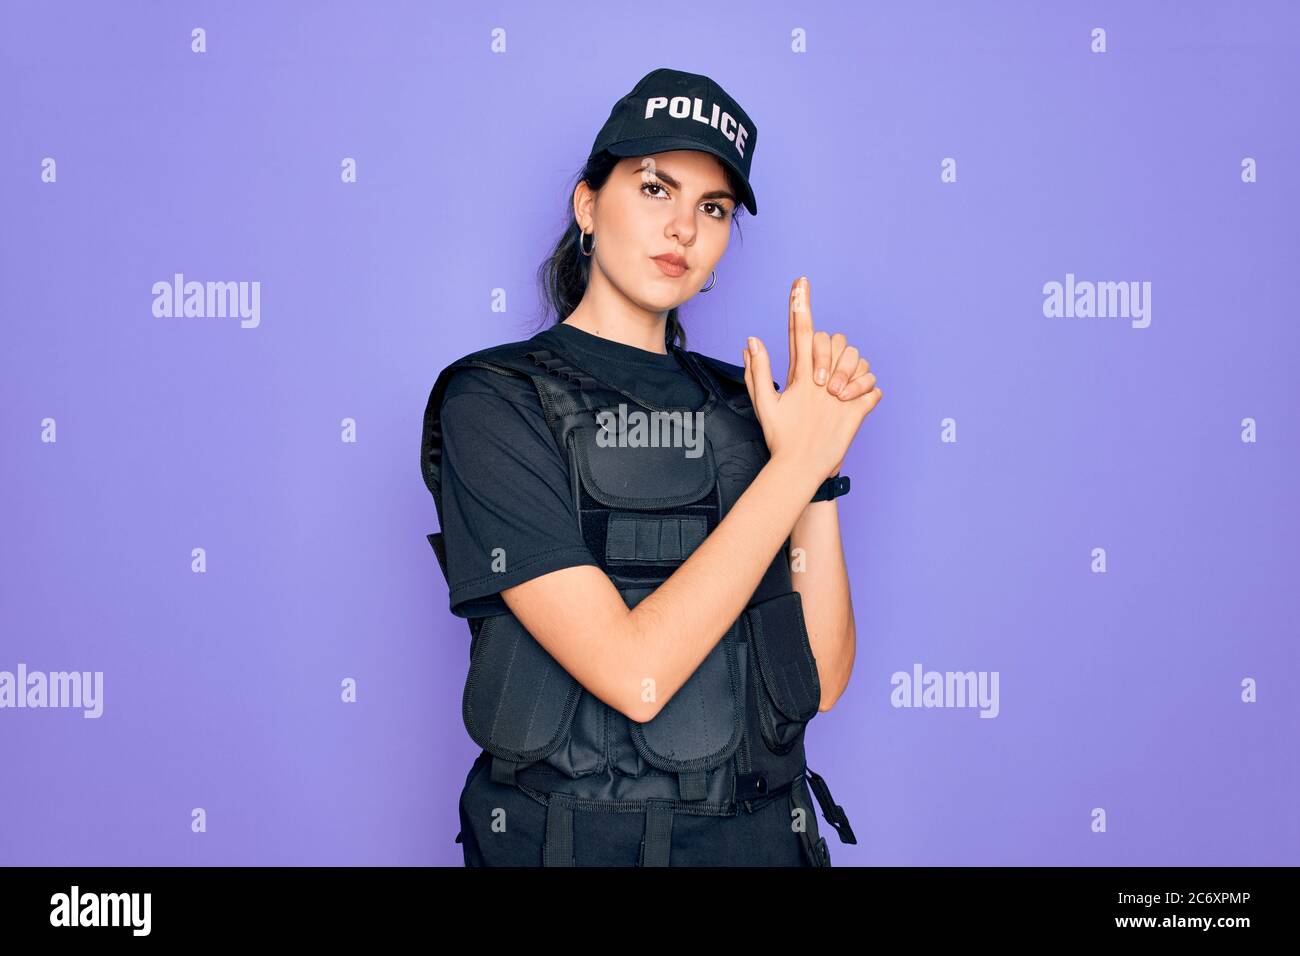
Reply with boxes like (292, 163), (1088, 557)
(638, 290), (684, 312)
(619, 279), (675, 310)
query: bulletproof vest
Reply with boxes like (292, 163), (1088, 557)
(420, 333), (857, 865)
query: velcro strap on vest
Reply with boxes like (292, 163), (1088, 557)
(677, 769), (709, 801)
(426, 531), (448, 580)
(640, 803), (674, 866)
(543, 795), (576, 866)
(490, 756), (520, 786)
(606, 513), (707, 564)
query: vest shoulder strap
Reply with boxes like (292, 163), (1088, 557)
(421, 338), (565, 585)
(420, 338), (553, 502)
(680, 349), (779, 416)
(686, 350), (745, 396)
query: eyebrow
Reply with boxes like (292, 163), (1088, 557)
(636, 164), (737, 205)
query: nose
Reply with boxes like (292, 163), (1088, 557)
(666, 205), (699, 247)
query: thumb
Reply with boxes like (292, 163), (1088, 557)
(743, 336), (778, 420)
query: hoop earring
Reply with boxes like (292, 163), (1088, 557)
(700, 270), (717, 292)
(578, 227), (595, 256)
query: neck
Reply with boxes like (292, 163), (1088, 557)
(562, 263), (671, 355)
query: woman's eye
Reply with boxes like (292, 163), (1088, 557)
(642, 182), (728, 220)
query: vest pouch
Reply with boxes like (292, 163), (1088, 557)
(743, 590), (821, 754)
(462, 612), (593, 773)
(571, 413), (717, 511)
(571, 416), (720, 584)
(627, 632), (746, 773)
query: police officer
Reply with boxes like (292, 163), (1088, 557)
(421, 67), (882, 866)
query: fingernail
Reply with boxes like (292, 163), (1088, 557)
(829, 379), (841, 394)
(748, 337), (758, 354)
(815, 368), (827, 384)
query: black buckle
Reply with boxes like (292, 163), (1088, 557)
(812, 835), (830, 866)
(734, 771), (769, 801)
(805, 766), (858, 844)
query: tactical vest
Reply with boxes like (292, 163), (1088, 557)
(420, 333), (857, 866)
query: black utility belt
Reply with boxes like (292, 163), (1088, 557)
(504, 762), (802, 815)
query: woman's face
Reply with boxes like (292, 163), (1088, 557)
(575, 150), (738, 313)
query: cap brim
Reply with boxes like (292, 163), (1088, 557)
(603, 136), (757, 216)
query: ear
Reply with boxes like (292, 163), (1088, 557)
(572, 181), (596, 232)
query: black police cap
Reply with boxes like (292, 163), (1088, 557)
(588, 67), (759, 216)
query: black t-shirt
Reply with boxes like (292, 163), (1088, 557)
(438, 322), (709, 619)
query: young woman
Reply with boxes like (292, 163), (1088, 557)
(420, 68), (882, 866)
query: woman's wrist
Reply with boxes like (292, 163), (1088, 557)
(766, 451), (832, 506)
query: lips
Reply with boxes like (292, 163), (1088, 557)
(652, 255), (687, 278)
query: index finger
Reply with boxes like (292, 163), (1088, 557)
(788, 276), (814, 385)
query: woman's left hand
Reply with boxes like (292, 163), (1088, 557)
(810, 331), (877, 479)
(811, 331), (875, 401)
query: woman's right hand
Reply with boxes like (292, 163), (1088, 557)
(741, 276), (883, 483)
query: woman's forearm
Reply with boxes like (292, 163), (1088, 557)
(789, 497), (856, 711)
(623, 453), (824, 721)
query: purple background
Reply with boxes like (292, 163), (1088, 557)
(2, 1), (1296, 866)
